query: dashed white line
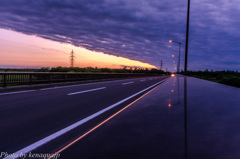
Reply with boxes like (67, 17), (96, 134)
(40, 87), (59, 91)
(4, 79), (166, 159)
(122, 82), (134, 85)
(140, 79), (146, 82)
(39, 78), (143, 91)
(67, 87), (106, 95)
(0, 90), (36, 96)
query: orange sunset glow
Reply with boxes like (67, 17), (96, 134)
(0, 29), (156, 69)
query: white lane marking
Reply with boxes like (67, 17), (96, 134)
(40, 78), (143, 91)
(40, 84), (92, 91)
(140, 79), (146, 82)
(5, 79), (167, 159)
(149, 78), (153, 80)
(67, 87), (106, 95)
(122, 82), (134, 85)
(40, 87), (59, 91)
(0, 90), (36, 96)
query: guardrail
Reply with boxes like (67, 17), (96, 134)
(0, 72), (163, 87)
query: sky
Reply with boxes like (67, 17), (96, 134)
(0, 29), (155, 69)
(0, 0), (240, 71)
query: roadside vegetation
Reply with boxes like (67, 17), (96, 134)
(0, 67), (167, 74)
(184, 70), (240, 88)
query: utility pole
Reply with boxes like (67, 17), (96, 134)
(169, 40), (181, 73)
(184, 0), (191, 74)
(160, 60), (163, 70)
(177, 43), (181, 73)
(69, 50), (76, 68)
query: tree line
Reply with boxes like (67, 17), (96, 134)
(183, 70), (240, 88)
(0, 67), (167, 74)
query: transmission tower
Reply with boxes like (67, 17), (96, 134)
(69, 50), (76, 67)
(159, 60), (163, 70)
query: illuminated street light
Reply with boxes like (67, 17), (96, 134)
(169, 40), (181, 73)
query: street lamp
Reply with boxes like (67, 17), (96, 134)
(169, 40), (181, 73)
(185, 0), (191, 74)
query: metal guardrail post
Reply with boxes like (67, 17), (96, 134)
(3, 74), (7, 87)
(29, 74), (32, 85)
(64, 74), (66, 82)
(49, 74), (52, 83)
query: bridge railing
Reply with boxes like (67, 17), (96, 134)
(0, 72), (163, 87)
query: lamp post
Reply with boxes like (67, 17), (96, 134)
(169, 40), (181, 73)
(185, 0), (191, 74)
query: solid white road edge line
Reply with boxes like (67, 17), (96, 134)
(4, 79), (167, 159)
(0, 90), (36, 96)
(122, 82), (134, 85)
(67, 87), (106, 95)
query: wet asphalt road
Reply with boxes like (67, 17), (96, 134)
(0, 76), (168, 158)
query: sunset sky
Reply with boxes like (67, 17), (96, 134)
(0, 29), (155, 69)
(0, 0), (240, 71)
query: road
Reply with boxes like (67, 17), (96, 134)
(0, 76), (168, 159)
(45, 75), (240, 159)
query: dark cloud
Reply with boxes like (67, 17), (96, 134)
(0, 0), (239, 71)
